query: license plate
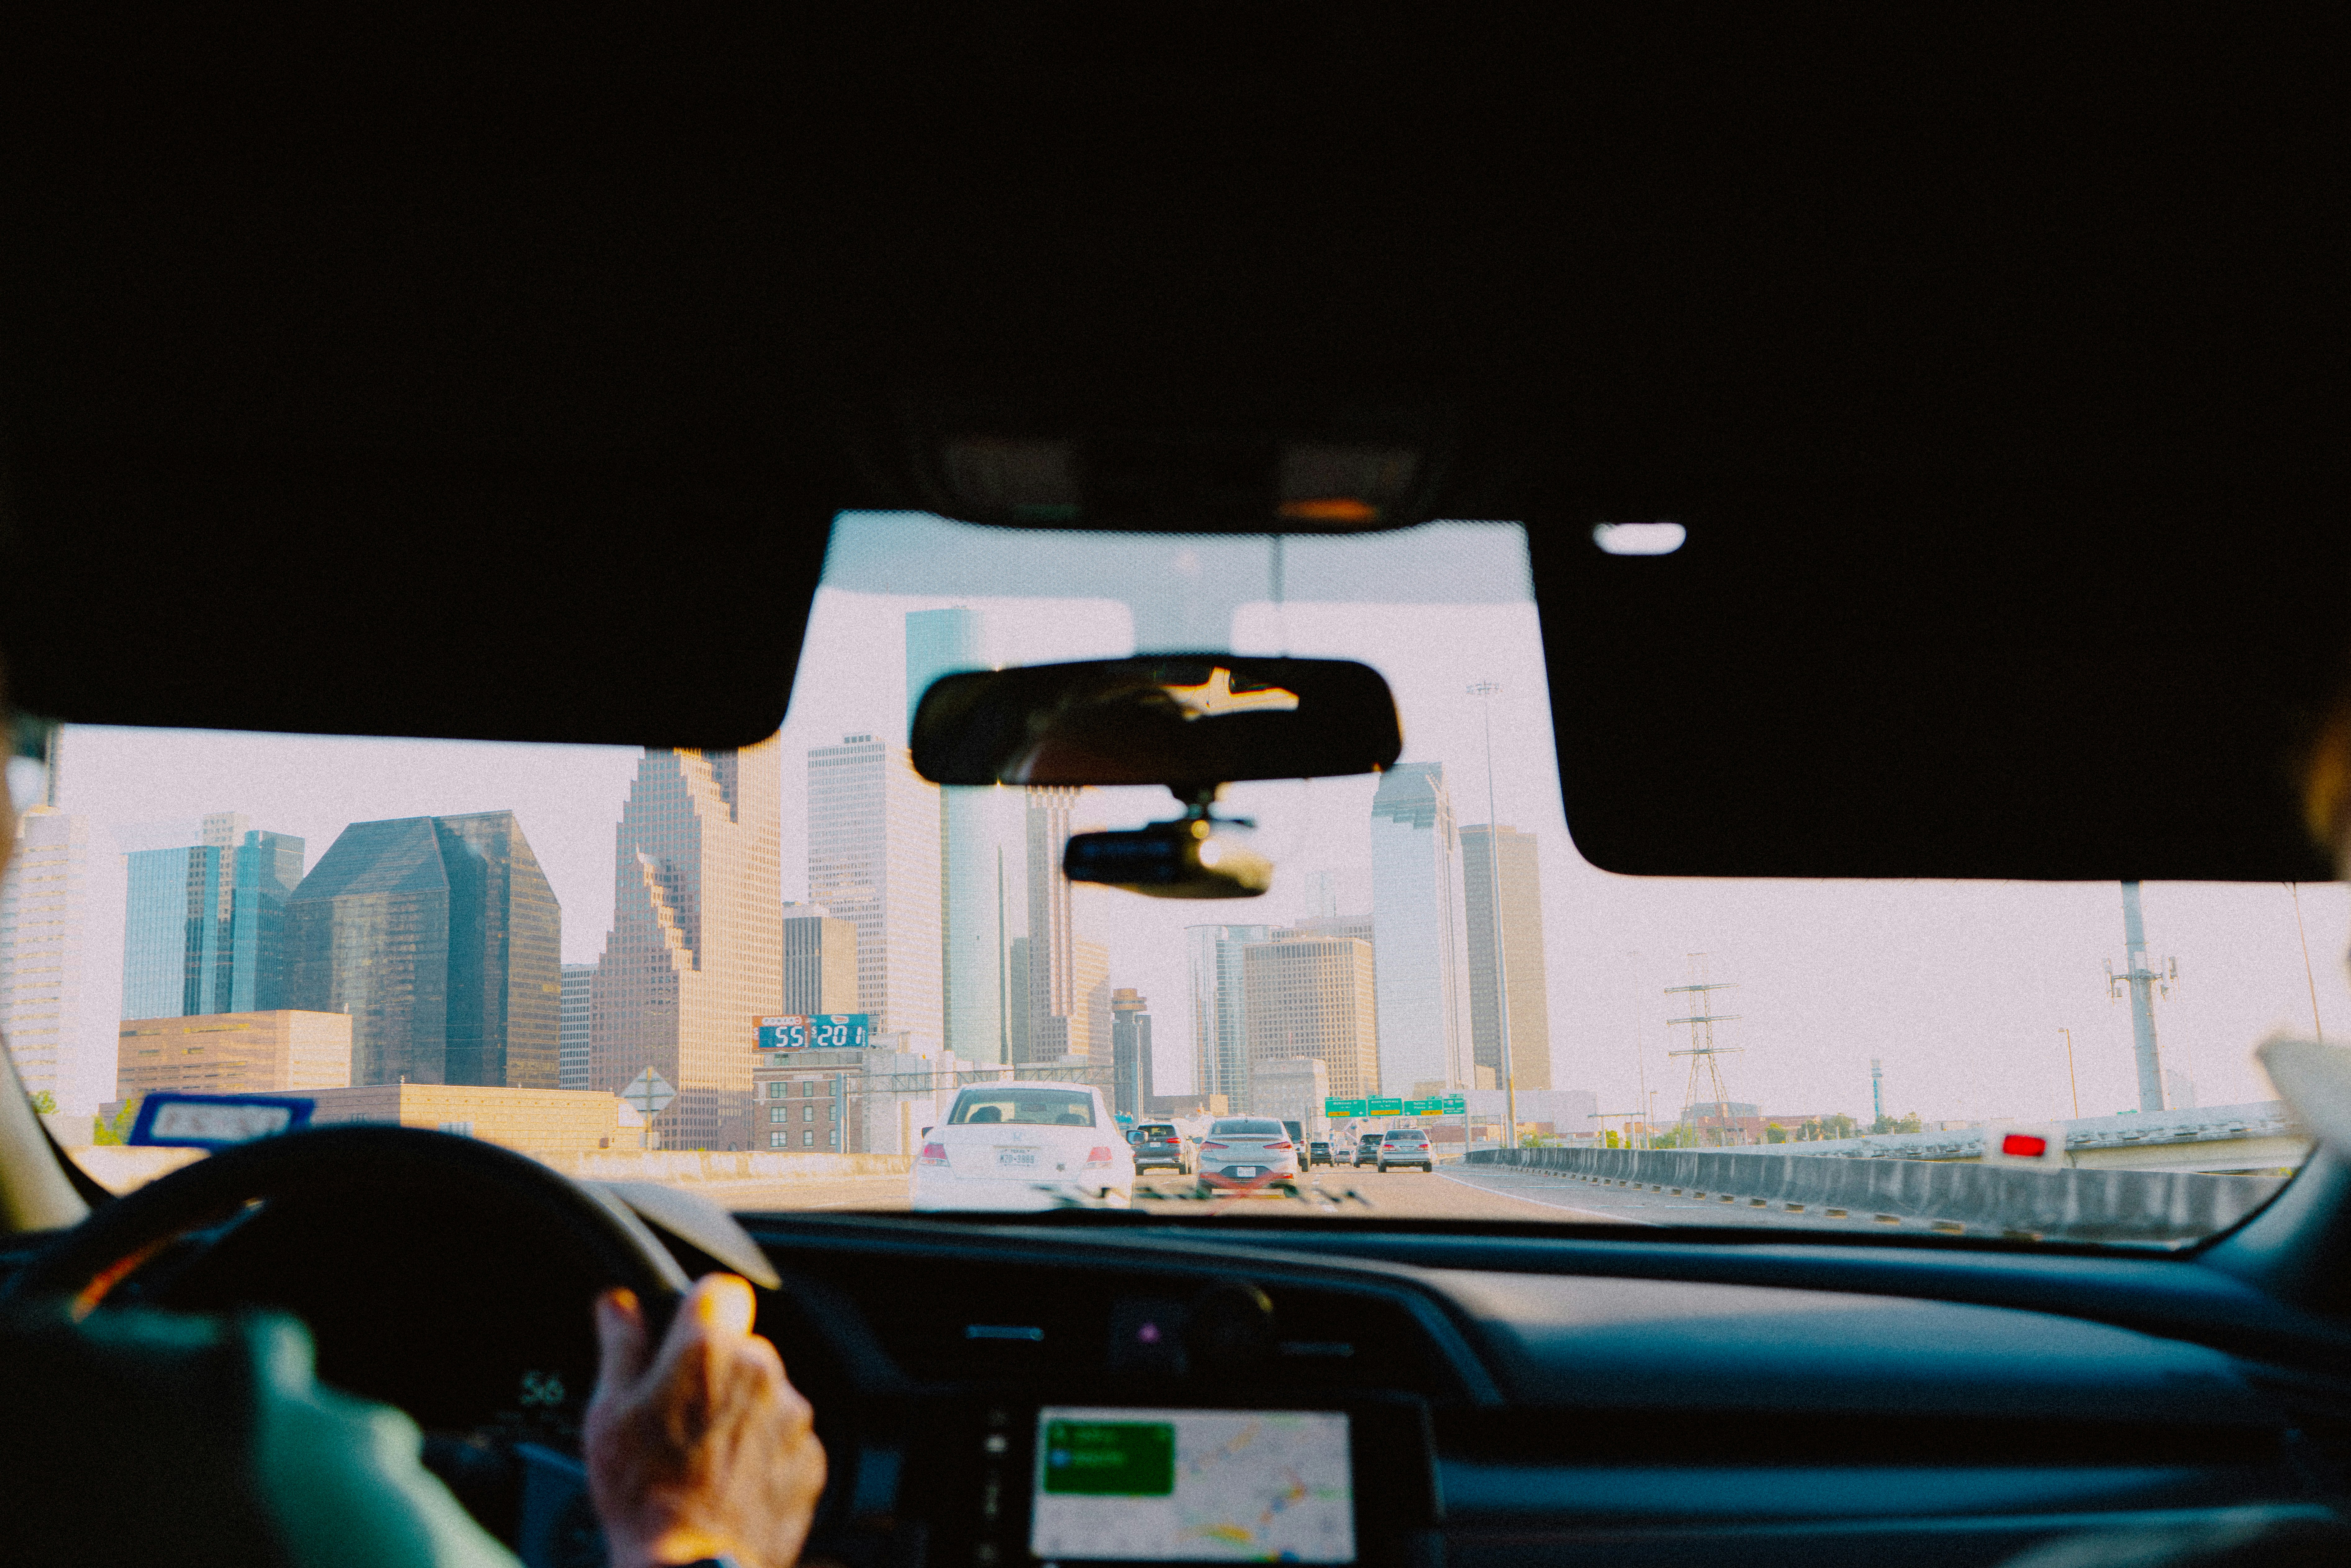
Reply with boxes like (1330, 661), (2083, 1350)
(997, 1149), (1038, 1168)
(1232, 1166), (1260, 1178)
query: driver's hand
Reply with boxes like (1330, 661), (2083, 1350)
(585, 1274), (827, 1568)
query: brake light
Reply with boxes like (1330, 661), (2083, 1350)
(1085, 1145), (1115, 1167)
(918, 1141), (949, 1166)
(1202, 1140), (1228, 1150)
(2000, 1133), (2049, 1158)
(1266, 1141), (1292, 1151)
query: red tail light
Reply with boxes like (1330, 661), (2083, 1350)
(2000, 1133), (2049, 1158)
(1085, 1145), (1115, 1166)
(918, 1141), (949, 1166)
(1266, 1141), (1293, 1151)
(1202, 1140), (1229, 1149)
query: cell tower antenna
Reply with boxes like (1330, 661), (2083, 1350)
(2104, 881), (2178, 1112)
(1664, 952), (1744, 1144)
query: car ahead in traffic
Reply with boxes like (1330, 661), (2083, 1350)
(1194, 1117), (1300, 1194)
(912, 1082), (1135, 1211)
(1306, 1140), (1334, 1168)
(1129, 1122), (1191, 1174)
(1378, 1126), (1435, 1172)
(1351, 1131), (1384, 1167)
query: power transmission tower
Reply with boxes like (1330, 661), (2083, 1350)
(2105, 881), (2178, 1112)
(1665, 954), (1744, 1145)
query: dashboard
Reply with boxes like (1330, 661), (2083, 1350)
(733, 1216), (2351, 1568)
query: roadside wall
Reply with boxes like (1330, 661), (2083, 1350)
(1464, 1144), (2285, 1242)
(66, 1144), (910, 1196)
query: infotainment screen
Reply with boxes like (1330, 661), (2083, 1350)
(1030, 1406), (1355, 1564)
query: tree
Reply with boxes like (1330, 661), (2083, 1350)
(28, 1090), (57, 1115)
(1765, 1121), (1789, 1143)
(92, 1098), (138, 1146)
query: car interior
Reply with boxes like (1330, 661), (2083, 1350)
(2, 10), (2348, 1568)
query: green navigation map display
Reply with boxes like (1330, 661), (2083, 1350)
(1032, 1406), (1354, 1563)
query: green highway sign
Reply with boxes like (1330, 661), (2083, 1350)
(1368, 1097), (1404, 1116)
(1323, 1097), (1368, 1117)
(1401, 1098), (1440, 1115)
(1440, 1095), (1468, 1114)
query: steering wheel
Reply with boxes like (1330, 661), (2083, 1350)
(5, 1125), (692, 1565)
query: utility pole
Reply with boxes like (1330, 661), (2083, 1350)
(2105, 881), (2177, 1112)
(1870, 1057), (1884, 1126)
(1469, 680), (1517, 1145)
(2059, 1028), (2081, 1120)
(1665, 954), (1742, 1144)
(2290, 883), (2324, 1043)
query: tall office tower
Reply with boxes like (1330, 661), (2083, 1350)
(1459, 824), (1553, 1091)
(124, 815), (304, 1019)
(1185, 923), (1269, 1108)
(906, 608), (1004, 1061)
(289, 811), (561, 1091)
(1109, 988), (1153, 1120)
(1370, 762), (1473, 1094)
(1023, 787), (1079, 1061)
(590, 742), (783, 1148)
(1241, 935), (1381, 1103)
(1005, 935), (1031, 1060)
(559, 962), (597, 1091)
(0, 805), (101, 1112)
(781, 902), (860, 1013)
(1075, 937), (1110, 1061)
(1275, 913), (1375, 949)
(806, 735), (941, 1054)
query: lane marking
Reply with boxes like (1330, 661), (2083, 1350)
(1436, 1168), (1656, 1225)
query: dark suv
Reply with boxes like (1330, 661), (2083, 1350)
(1130, 1123), (1190, 1175)
(1378, 1126), (1435, 1172)
(1351, 1132), (1384, 1167)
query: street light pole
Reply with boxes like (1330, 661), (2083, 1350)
(1469, 680), (1517, 1147)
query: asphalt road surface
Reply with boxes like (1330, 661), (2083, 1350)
(713, 1164), (1634, 1222)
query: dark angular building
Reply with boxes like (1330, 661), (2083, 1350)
(287, 812), (561, 1088)
(1110, 987), (1153, 1122)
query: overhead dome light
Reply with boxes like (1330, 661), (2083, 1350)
(1593, 521), (1686, 556)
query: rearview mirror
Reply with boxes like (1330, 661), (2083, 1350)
(910, 655), (1402, 789)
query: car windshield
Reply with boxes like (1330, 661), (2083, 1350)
(949, 1089), (1095, 1127)
(8, 511), (2326, 1243)
(1136, 1125), (1177, 1140)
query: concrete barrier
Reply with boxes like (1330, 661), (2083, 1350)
(544, 1150), (912, 1184)
(1463, 1144), (2287, 1242)
(61, 1144), (911, 1196)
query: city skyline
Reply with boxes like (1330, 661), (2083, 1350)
(25, 512), (2351, 1129)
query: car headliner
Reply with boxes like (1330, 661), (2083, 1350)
(1, 11), (2335, 883)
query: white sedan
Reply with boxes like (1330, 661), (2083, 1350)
(912, 1081), (1135, 1211)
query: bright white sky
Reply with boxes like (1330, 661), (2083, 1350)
(44, 516), (2349, 1126)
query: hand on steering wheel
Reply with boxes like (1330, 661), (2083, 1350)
(587, 1275), (827, 1568)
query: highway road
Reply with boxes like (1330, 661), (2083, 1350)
(711, 1163), (1636, 1222)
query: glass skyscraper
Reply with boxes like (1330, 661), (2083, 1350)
(906, 607), (1007, 1062)
(806, 735), (942, 1055)
(123, 813), (304, 1020)
(1186, 922), (1269, 1110)
(560, 961), (596, 1092)
(288, 810), (560, 1090)
(1370, 762), (1473, 1094)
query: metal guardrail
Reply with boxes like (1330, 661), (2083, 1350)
(1776, 1100), (2303, 1163)
(1462, 1143), (2289, 1243)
